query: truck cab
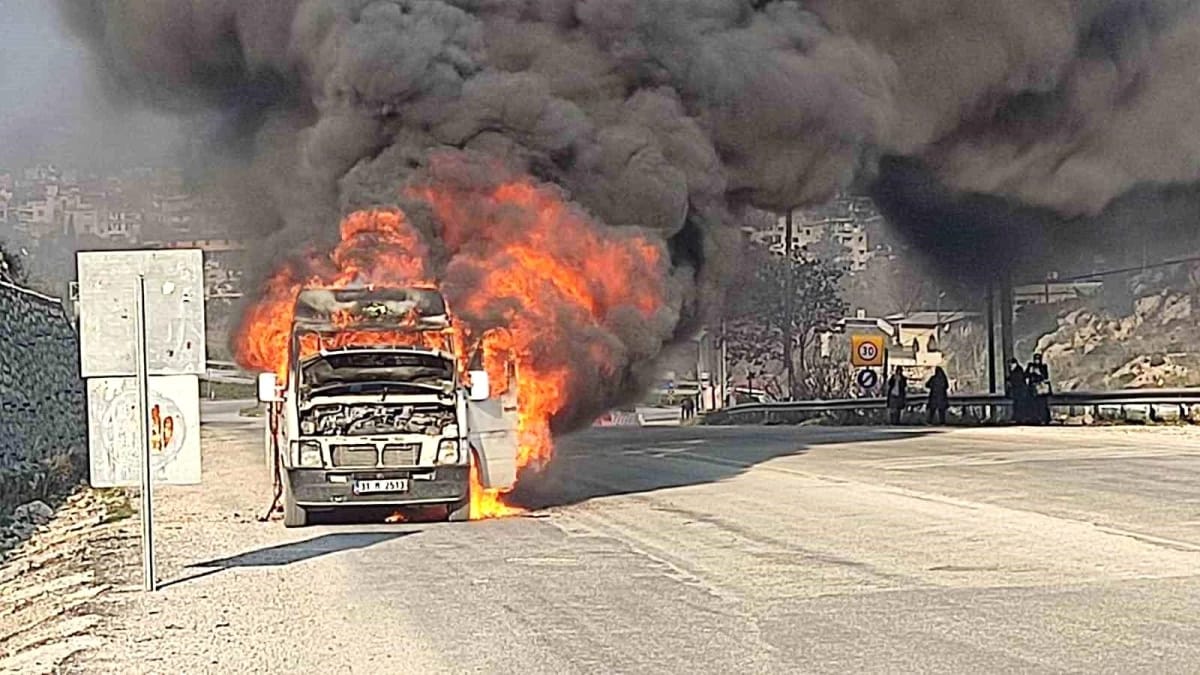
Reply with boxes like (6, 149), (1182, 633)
(258, 287), (519, 526)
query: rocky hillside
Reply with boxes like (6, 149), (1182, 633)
(1025, 264), (1200, 391)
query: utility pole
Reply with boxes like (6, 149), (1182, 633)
(986, 282), (996, 395)
(1000, 274), (1014, 374)
(719, 318), (728, 409)
(783, 208), (795, 400)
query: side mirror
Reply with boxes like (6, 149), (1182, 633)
(257, 372), (281, 403)
(468, 370), (490, 402)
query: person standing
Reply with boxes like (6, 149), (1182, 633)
(680, 396), (694, 421)
(1006, 358), (1029, 424)
(1026, 353), (1052, 425)
(925, 366), (950, 425)
(885, 366), (907, 425)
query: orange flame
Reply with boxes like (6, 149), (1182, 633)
(234, 173), (666, 518)
(469, 461), (525, 520)
(233, 209), (432, 379)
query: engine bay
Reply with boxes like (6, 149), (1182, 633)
(300, 402), (455, 436)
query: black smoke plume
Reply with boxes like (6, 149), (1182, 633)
(60, 1), (1200, 419)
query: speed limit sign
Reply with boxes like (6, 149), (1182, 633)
(850, 334), (886, 367)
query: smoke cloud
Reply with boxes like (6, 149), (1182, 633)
(59, 0), (1200, 419)
(0, 0), (179, 168)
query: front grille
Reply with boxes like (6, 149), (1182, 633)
(381, 444), (419, 466)
(332, 445), (378, 468)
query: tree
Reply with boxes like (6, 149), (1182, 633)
(724, 245), (848, 398)
(843, 253), (936, 316)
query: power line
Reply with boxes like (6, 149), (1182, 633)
(1036, 254), (1200, 284)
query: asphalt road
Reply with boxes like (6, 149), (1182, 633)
(75, 413), (1200, 674)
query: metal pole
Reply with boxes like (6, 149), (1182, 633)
(1000, 276), (1015, 373)
(134, 274), (156, 592)
(783, 209), (795, 400)
(718, 319), (728, 409)
(986, 282), (996, 395)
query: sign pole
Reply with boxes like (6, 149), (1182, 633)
(134, 274), (157, 592)
(783, 208), (795, 400)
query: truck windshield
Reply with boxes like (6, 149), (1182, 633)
(296, 330), (456, 363)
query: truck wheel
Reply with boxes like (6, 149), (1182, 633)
(447, 496), (471, 522)
(283, 479), (309, 528)
(447, 469), (472, 522)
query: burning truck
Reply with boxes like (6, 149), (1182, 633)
(257, 286), (519, 527)
(233, 193), (669, 522)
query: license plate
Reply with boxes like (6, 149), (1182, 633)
(353, 479), (410, 495)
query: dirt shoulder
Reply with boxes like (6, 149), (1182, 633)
(0, 490), (137, 674)
(1, 413), (280, 674)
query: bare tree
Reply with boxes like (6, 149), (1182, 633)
(843, 250), (977, 317)
(724, 245), (847, 398)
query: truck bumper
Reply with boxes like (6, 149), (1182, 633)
(288, 466), (469, 508)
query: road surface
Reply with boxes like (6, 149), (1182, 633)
(72, 409), (1200, 673)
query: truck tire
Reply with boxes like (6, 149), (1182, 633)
(447, 495), (471, 522)
(447, 468), (472, 522)
(283, 479), (309, 528)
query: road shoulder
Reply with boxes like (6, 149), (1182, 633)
(0, 490), (137, 674)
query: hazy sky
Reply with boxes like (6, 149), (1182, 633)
(0, 0), (181, 169)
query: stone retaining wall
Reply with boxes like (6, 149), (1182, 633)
(0, 280), (86, 516)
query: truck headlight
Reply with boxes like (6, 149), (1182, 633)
(437, 439), (460, 465)
(297, 441), (323, 468)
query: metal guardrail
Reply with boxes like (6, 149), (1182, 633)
(637, 407), (684, 426)
(203, 360), (254, 385)
(707, 389), (1200, 425)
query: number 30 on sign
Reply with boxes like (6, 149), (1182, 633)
(850, 334), (885, 367)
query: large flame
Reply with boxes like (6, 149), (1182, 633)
(234, 210), (433, 379)
(235, 174), (666, 518)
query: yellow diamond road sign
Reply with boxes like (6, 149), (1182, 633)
(850, 334), (885, 367)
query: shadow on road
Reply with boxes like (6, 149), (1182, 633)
(161, 531), (415, 588)
(511, 426), (938, 511)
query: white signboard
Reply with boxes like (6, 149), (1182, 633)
(87, 375), (202, 487)
(77, 250), (206, 378)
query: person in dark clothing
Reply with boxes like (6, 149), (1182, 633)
(885, 366), (907, 425)
(680, 396), (695, 421)
(1006, 358), (1030, 424)
(1025, 353), (1052, 425)
(925, 366), (950, 425)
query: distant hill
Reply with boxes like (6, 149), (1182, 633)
(1017, 261), (1200, 390)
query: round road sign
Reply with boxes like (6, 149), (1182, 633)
(856, 340), (880, 363)
(856, 368), (879, 390)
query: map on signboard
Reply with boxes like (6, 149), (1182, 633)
(77, 250), (206, 378)
(87, 375), (202, 487)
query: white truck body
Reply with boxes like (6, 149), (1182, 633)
(260, 287), (519, 526)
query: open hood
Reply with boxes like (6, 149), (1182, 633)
(300, 348), (455, 393)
